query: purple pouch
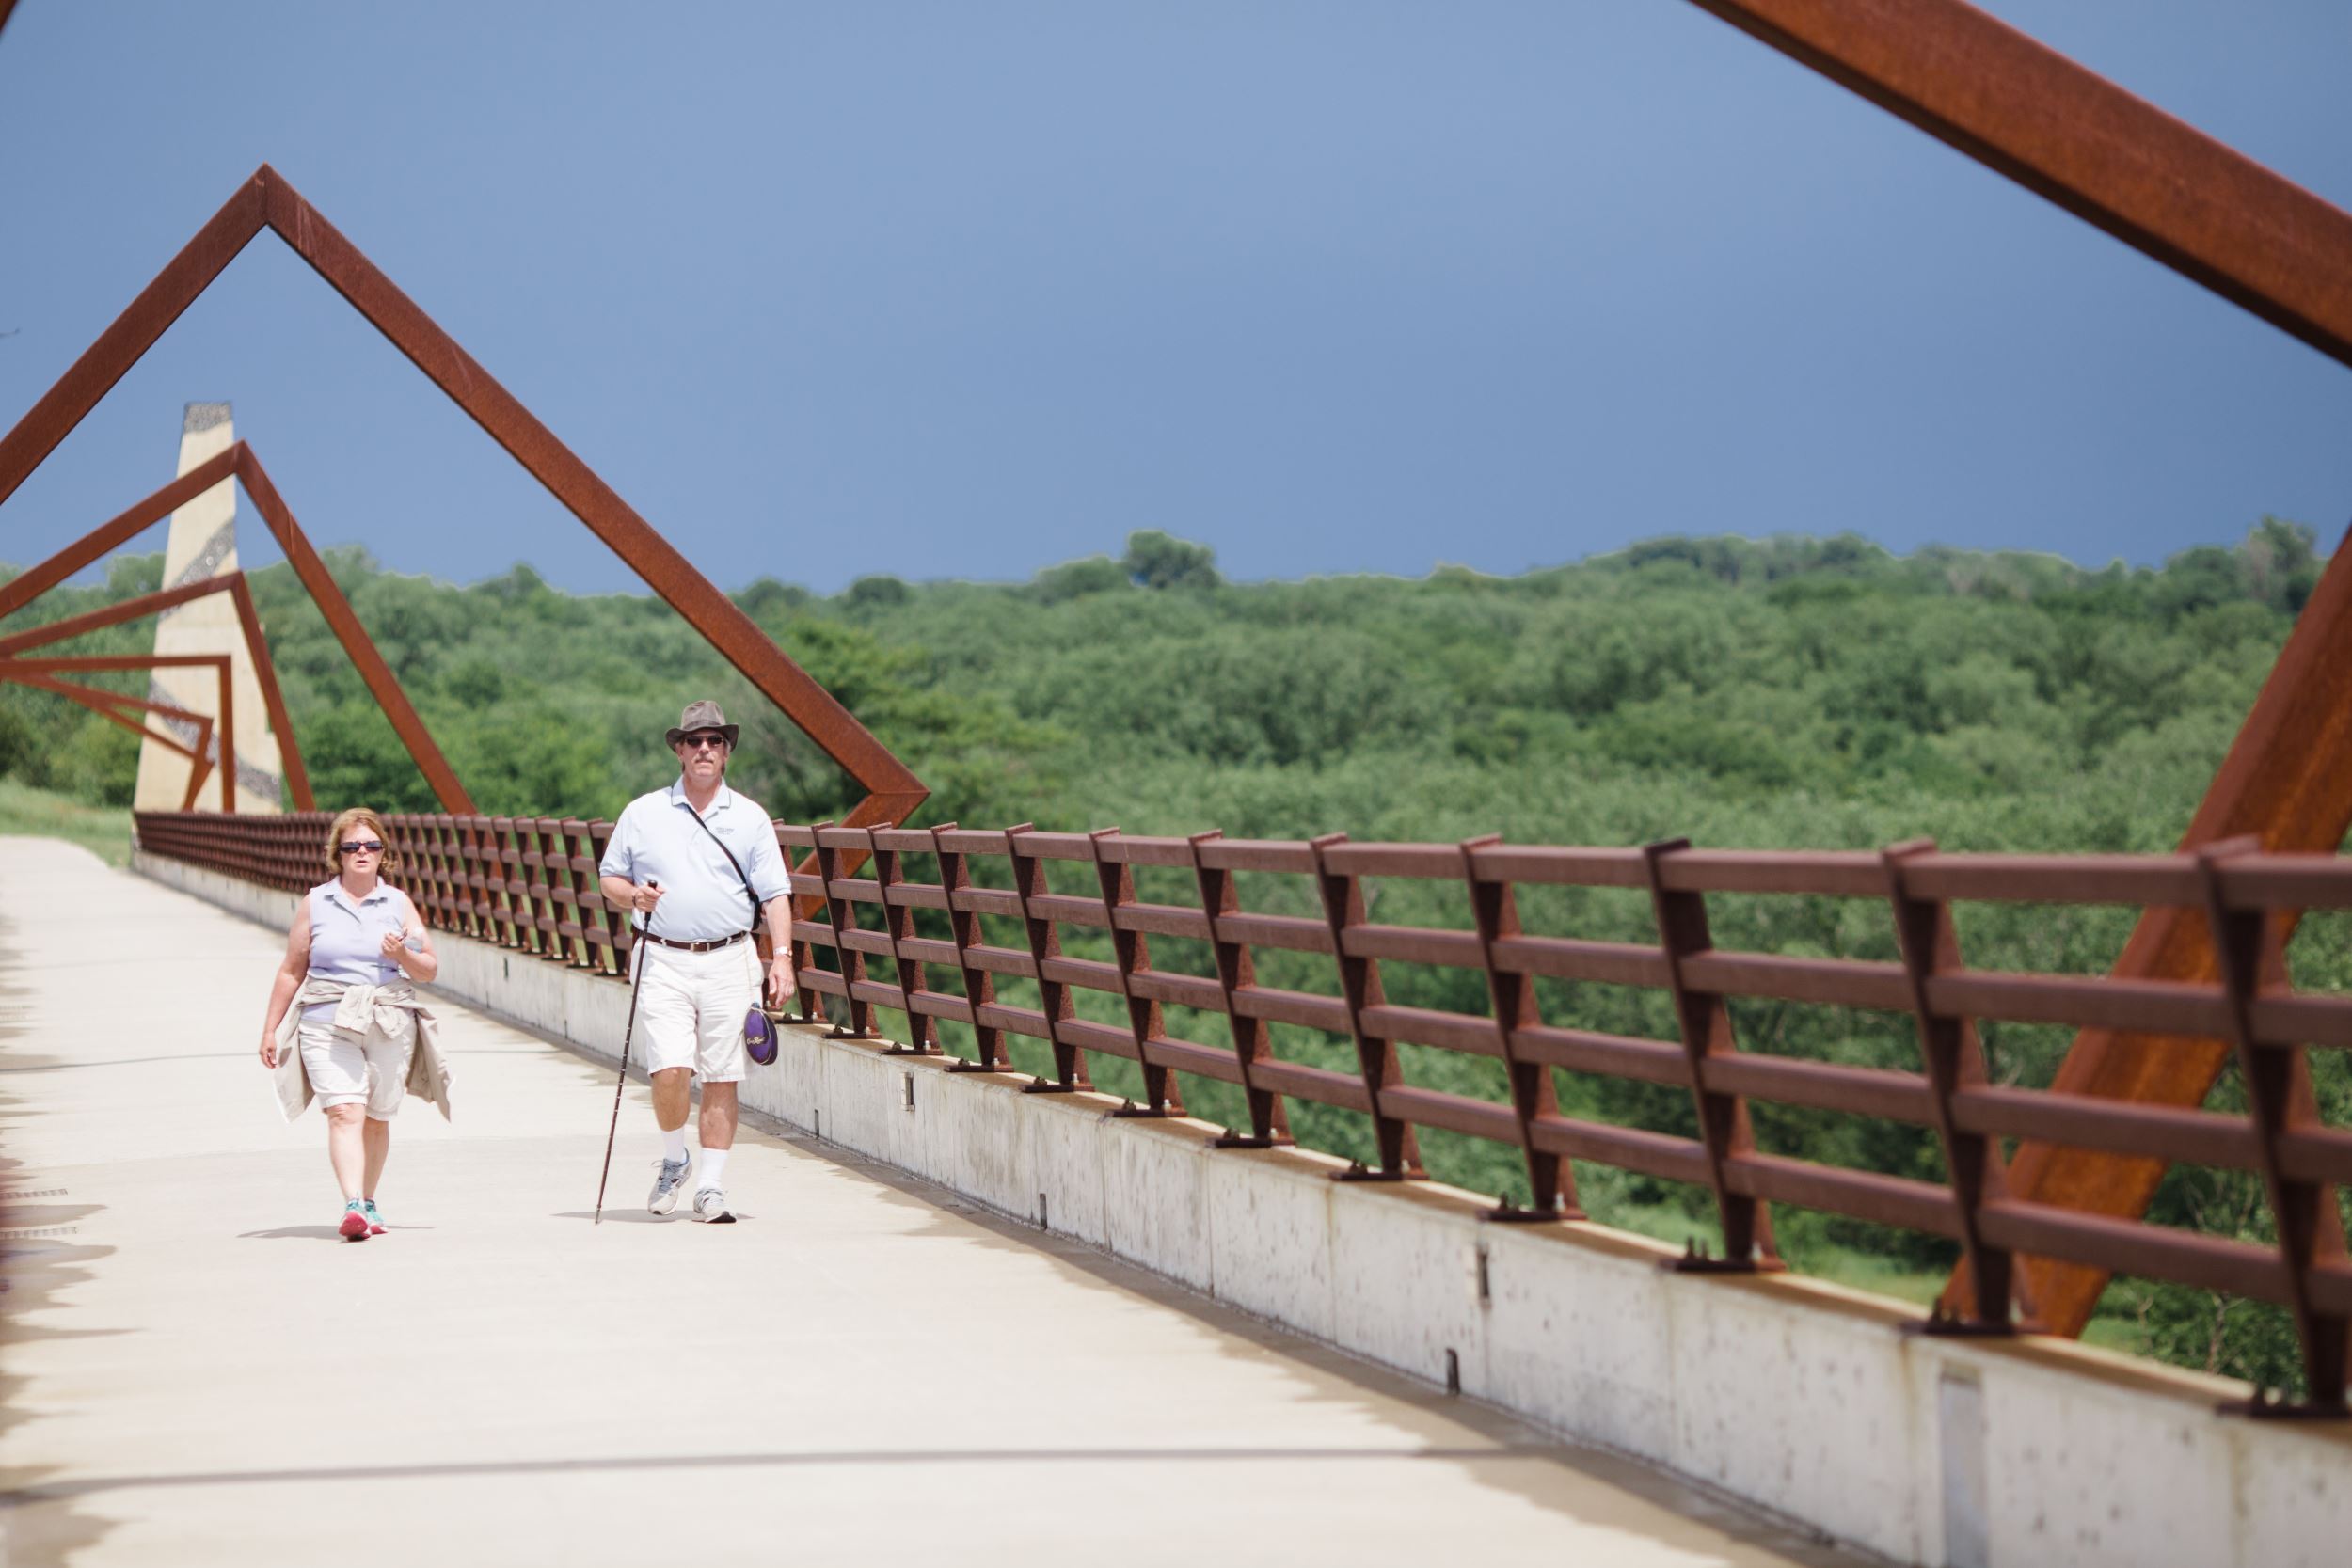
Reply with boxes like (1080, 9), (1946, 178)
(743, 1007), (778, 1067)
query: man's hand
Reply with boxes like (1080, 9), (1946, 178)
(632, 882), (664, 914)
(765, 952), (796, 1007)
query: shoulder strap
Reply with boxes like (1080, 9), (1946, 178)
(688, 807), (762, 928)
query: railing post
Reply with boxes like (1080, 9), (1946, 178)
(809, 821), (872, 1038)
(1007, 823), (1089, 1093)
(1089, 828), (1182, 1117)
(927, 824), (1010, 1073)
(869, 825), (940, 1055)
(1460, 835), (1576, 1221)
(1884, 838), (2025, 1331)
(2201, 839), (2351, 1415)
(588, 819), (626, 977)
(1187, 830), (1292, 1148)
(1641, 838), (1780, 1271)
(1309, 832), (1423, 1181)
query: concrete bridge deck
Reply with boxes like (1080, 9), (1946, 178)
(0, 837), (1861, 1567)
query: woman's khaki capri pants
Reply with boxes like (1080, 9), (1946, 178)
(297, 1015), (418, 1119)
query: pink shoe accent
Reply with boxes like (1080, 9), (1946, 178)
(339, 1209), (372, 1241)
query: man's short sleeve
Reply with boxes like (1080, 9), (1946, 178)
(598, 803), (641, 883)
(740, 814), (790, 904)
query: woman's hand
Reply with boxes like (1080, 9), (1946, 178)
(259, 1036), (278, 1069)
(380, 927), (417, 962)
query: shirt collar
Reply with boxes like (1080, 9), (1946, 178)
(668, 776), (734, 816)
(323, 882), (390, 911)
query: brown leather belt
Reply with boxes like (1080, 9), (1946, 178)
(636, 929), (752, 953)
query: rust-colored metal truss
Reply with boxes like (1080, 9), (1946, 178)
(0, 443), (469, 810)
(1, 657), (227, 811)
(0, 569), (313, 810)
(1671, 4), (2352, 1345)
(0, 163), (927, 838)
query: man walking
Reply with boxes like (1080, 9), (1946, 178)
(597, 700), (794, 1222)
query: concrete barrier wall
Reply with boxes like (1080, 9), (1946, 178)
(140, 850), (2351, 1568)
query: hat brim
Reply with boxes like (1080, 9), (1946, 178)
(665, 724), (740, 748)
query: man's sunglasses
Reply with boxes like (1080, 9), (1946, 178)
(339, 840), (386, 854)
(678, 732), (731, 752)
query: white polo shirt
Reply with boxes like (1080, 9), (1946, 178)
(598, 778), (791, 942)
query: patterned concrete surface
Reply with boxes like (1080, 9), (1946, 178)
(0, 836), (1873, 1567)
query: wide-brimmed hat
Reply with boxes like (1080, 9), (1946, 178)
(664, 699), (739, 748)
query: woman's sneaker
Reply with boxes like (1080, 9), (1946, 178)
(362, 1199), (387, 1236)
(648, 1155), (692, 1215)
(692, 1187), (735, 1225)
(338, 1202), (371, 1242)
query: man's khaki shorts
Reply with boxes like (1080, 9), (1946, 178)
(632, 939), (758, 1083)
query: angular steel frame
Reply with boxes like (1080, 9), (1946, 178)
(0, 163), (927, 838)
(0, 573), (311, 811)
(0, 443), (457, 810)
(0, 657), (227, 811)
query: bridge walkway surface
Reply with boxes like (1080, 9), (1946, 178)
(0, 837), (1869, 1567)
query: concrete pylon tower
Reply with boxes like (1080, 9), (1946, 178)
(131, 403), (285, 813)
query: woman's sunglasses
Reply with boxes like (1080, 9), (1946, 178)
(339, 840), (386, 854)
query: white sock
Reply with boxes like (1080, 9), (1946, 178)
(661, 1127), (690, 1164)
(697, 1147), (730, 1191)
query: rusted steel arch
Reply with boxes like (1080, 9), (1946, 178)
(1665, 3), (2352, 1343)
(0, 163), (929, 839)
(1, 657), (230, 811)
(0, 574), (316, 810)
(0, 442), (469, 810)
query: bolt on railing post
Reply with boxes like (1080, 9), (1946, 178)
(929, 823), (1011, 1073)
(1884, 838), (2026, 1332)
(1310, 832), (1424, 1182)
(1641, 838), (1779, 1271)
(2200, 838), (2351, 1415)
(1187, 830), (1292, 1148)
(809, 822), (873, 1038)
(1004, 823), (1090, 1093)
(870, 824), (940, 1055)
(1460, 834), (1576, 1222)
(1089, 827), (1182, 1117)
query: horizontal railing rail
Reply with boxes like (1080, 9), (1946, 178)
(134, 808), (2352, 1410)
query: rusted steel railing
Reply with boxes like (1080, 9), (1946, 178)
(135, 809), (2352, 1411)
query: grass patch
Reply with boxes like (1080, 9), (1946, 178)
(0, 779), (134, 866)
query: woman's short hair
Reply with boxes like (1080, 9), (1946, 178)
(322, 806), (401, 877)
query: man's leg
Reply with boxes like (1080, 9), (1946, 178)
(699, 1081), (738, 1152)
(652, 1066), (693, 1133)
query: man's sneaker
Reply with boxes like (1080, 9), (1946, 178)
(338, 1202), (371, 1242)
(361, 1199), (387, 1236)
(648, 1155), (692, 1215)
(692, 1186), (735, 1225)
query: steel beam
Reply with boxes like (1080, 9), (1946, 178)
(0, 163), (925, 835)
(1681, 0), (2352, 368)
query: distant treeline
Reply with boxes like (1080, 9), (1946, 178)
(4, 519), (2343, 1391)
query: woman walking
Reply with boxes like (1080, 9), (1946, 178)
(258, 808), (452, 1241)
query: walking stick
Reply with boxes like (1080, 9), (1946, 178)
(595, 885), (658, 1225)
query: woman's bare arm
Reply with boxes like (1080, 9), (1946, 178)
(383, 891), (438, 984)
(260, 901), (312, 1068)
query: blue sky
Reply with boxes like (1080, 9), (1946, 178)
(2, 2), (2348, 595)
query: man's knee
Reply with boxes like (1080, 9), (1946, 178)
(325, 1104), (364, 1127)
(652, 1068), (691, 1089)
